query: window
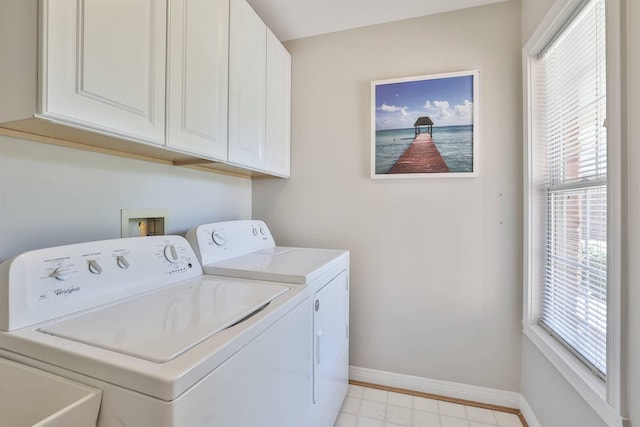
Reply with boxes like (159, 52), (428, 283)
(537, 0), (608, 379)
(523, 0), (622, 424)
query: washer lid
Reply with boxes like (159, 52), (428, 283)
(202, 247), (348, 284)
(37, 277), (288, 363)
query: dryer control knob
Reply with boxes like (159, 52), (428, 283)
(212, 231), (227, 246)
(164, 245), (180, 263)
(116, 255), (130, 269)
(50, 268), (71, 281)
(88, 259), (103, 275)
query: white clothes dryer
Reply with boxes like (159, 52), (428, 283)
(186, 220), (350, 427)
(0, 235), (312, 427)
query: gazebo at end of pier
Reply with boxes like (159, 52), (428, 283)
(414, 116), (433, 137)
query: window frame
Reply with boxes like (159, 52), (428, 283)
(522, 0), (623, 425)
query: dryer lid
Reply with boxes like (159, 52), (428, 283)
(202, 247), (348, 284)
(38, 277), (288, 363)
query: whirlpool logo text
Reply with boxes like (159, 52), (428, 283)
(53, 286), (80, 297)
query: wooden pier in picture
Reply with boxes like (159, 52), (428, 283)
(389, 116), (449, 174)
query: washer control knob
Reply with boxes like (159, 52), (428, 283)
(252, 228), (258, 236)
(88, 260), (103, 275)
(212, 231), (227, 246)
(259, 227), (266, 236)
(50, 268), (71, 281)
(116, 255), (130, 269)
(164, 245), (180, 263)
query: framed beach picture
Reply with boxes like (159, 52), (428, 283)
(371, 70), (479, 179)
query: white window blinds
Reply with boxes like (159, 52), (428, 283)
(537, 0), (607, 378)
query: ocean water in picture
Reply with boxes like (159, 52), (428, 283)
(375, 125), (473, 174)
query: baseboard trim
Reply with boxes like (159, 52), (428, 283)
(349, 366), (521, 408)
(519, 395), (542, 427)
(349, 366), (541, 427)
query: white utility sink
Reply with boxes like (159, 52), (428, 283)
(0, 358), (102, 427)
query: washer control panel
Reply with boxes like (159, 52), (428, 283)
(0, 235), (202, 331)
(185, 220), (276, 265)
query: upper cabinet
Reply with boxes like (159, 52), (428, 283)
(229, 0), (291, 177)
(266, 29), (292, 177)
(166, 0), (229, 161)
(42, 0), (167, 145)
(0, 0), (290, 178)
(228, 0), (267, 171)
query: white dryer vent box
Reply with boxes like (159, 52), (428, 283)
(0, 358), (102, 427)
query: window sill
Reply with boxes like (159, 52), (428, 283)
(523, 324), (624, 427)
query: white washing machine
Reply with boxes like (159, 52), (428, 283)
(0, 235), (313, 427)
(186, 220), (350, 427)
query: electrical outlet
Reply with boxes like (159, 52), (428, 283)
(121, 209), (169, 237)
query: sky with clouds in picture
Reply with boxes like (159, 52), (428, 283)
(375, 74), (474, 130)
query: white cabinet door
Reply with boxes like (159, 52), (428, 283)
(41, 0), (166, 145)
(313, 271), (349, 424)
(228, 0), (267, 170)
(166, 0), (228, 160)
(266, 29), (291, 177)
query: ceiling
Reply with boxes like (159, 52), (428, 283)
(246, 0), (510, 41)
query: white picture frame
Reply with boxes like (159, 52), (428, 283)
(371, 70), (479, 179)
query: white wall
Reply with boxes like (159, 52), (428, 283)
(0, 135), (251, 261)
(520, 0), (639, 426)
(253, 1), (522, 392)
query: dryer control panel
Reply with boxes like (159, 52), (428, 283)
(185, 220), (276, 265)
(0, 236), (202, 331)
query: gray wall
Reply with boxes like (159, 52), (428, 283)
(252, 1), (523, 392)
(521, 338), (607, 427)
(520, 0), (639, 426)
(0, 135), (251, 261)
(521, 0), (556, 41)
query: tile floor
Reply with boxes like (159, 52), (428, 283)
(333, 384), (524, 427)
